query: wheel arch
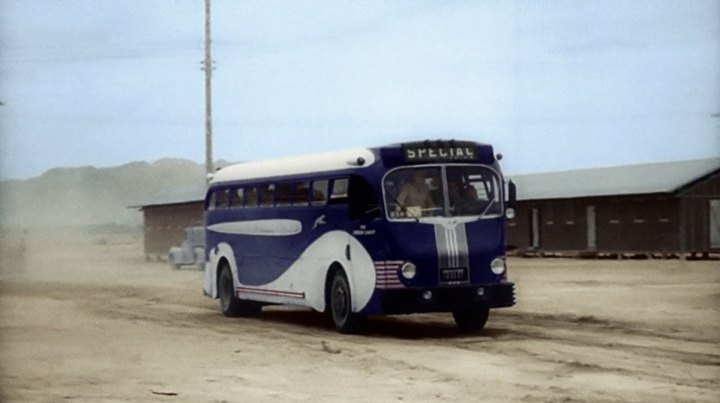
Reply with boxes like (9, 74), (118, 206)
(216, 256), (231, 290)
(205, 242), (237, 299)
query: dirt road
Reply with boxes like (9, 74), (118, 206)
(1, 231), (718, 402)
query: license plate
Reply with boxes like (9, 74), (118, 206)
(441, 267), (468, 283)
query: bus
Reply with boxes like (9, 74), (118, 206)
(202, 140), (516, 333)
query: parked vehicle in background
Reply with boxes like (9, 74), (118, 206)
(168, 226), (205, 270)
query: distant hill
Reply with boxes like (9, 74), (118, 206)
(0, 159), (219, 229)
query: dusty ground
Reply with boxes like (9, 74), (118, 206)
(0, 230), (718, 402)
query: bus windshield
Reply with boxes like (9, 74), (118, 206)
(383, 165), (502, 220)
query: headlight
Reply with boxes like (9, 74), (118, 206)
(505, 207), (516, 219)
(491, 258), (506, 275)
(401, 262), (417, 279)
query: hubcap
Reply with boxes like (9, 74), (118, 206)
(220, 272), (232, 310)
(332, 282), (349, 320)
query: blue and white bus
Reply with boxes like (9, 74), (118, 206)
(203, 140), (516, 333)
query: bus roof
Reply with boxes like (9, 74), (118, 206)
(210, 148), (376, 185)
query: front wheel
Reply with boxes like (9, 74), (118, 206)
(452, 305), (490, 332)
(218, 265), (261, 317)
(329, 270), (366, 334)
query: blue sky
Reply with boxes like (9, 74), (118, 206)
(1, 0), (718, 180)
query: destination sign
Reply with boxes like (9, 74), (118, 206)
(403, 142), (477, 162)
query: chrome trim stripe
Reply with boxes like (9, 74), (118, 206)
(456, 223), (470, 269)
(435, 223), (470, 282)
(207, 219), (302, 236)
(435, 224), (451, 268)
(374, 261), (404, 289)
(236, 286), (305, 298)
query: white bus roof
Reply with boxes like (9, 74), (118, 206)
(210, 148), (376, 185)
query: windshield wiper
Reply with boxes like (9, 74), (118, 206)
(479, 198), (497, 217)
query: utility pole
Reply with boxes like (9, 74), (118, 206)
(203, 0), (214, 182)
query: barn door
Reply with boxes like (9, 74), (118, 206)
(711, 200), (720, 249)
(530, 208), (540, 249)
(586, 205), (597, 251)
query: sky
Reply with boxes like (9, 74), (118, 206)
(1, 0), (718, 180)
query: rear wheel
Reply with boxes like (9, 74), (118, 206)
(218, 265), (261, 317)
(329, 270), (366, 334)
(452, 305), (490, 332)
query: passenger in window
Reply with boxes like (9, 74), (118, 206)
(312, 180), (328, 205)
(449, 180), (481, 215)
(262, 188), (273, 206)
(466, 185), (480, 203)
(277, 184), (291, 206)
(293, 182), (309, 206)
(217, 190), (229, 208)
(448, 180), (464, 212)
(246, 188), (258, 207)
(233, 189), (245, 208)
(427, 171), (444, 206)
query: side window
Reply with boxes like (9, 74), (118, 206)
(231, 188), (245, 208)
(276, 183), (292, 207)
(468, 174), (490, 202)
(330, 178), (349, 204)
(312, 180), (328, 206)
(246, 187), (259, 207)
(446, 166), (502, 217)
(208, 192), (217, 210)
(216, 189), (229, 209)
(261, 184), (275, 207)
(468, 174), (499, 204)
(293, 181), (310, 206)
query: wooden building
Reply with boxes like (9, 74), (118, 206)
(138, 200), (204, 260)
(136, 158), (719, 259)
(506, 158), (720, 256)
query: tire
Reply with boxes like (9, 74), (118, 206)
(452, 305), (490, 332)
(329, 270), (366, 334)
(218, 265), (261, 317)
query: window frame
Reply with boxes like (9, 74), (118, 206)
(382, 163), (504, 222)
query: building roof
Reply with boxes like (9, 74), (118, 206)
(509, 158), (720, 201)
(132, 199), (204, 210)
(211, 148), (376, 185)
(133, 157), (720, 209)
(129, 182), (208, 210)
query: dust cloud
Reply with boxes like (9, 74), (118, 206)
(1, 229), (719, 402)
(0, 159), (206, 229)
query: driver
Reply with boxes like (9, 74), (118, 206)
(397, 170), (435, 214)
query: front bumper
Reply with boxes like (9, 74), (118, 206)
(380, 282), (515, 314)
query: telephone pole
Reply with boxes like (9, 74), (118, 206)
(203, 0), (214, 182)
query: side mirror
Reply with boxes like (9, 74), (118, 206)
(507, 180), (517, 209)
(505, 180), (517, 219)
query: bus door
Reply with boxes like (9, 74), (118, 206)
(346, 175), (384, 256)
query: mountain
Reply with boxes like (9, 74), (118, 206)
(0, 159), (215, 229)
